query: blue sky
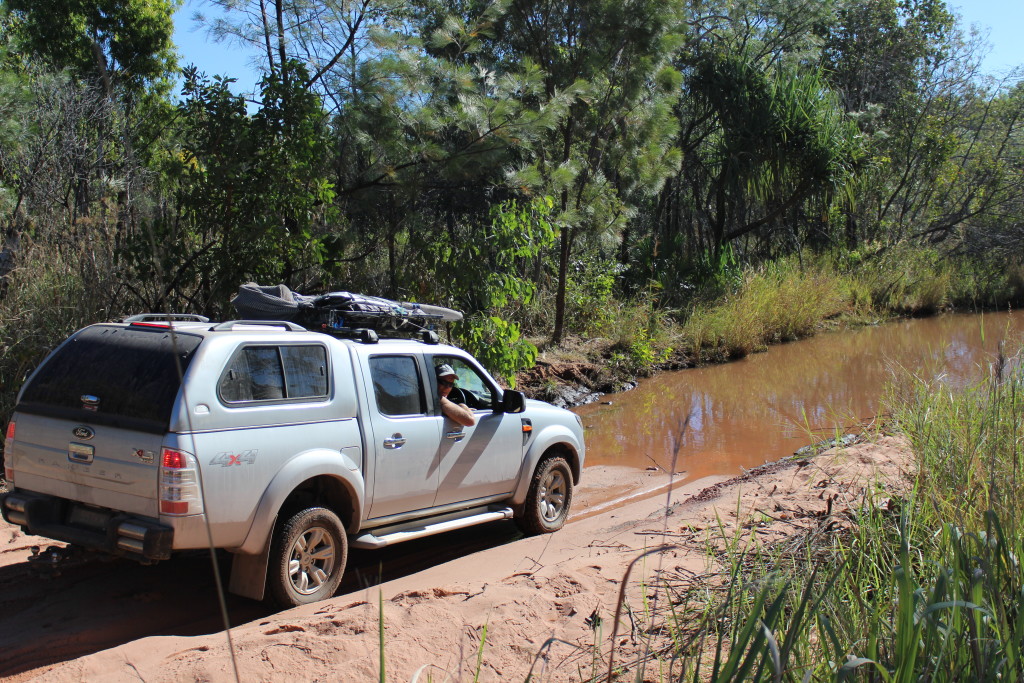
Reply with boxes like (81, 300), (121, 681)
(173, 0), (262, 97)
(951, 0), (1024, 76)
(172, 0), (1024, 101)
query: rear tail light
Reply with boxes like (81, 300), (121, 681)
(159, 448), (204, 516)
(3, 420), (14, 483)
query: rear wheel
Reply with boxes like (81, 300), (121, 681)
(268, 507), (347, 608)
(516, 456), (573, 534)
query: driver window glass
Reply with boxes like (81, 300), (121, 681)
(434, 357), (493, 409)
(370, 356), (425, 416)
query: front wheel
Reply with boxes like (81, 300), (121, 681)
(268, 507), (347, 608)
(516, 456), (573, 534)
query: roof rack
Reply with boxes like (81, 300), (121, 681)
(120, 312), (443, 344)
(307, 323), (441, 345)
(207, 318), (441, 345)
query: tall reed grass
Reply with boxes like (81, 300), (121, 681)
(682, 258), (848, 360)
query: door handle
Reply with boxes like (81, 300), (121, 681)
(445, 430), (466, 442)
(383, 433), (407, 449)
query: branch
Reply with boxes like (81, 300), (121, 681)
(304, 0), (368, 90)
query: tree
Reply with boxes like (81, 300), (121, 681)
(430, 197), (557, 384)
(126, 63), (338, 314)
(635, 0), (862, 298)
(481, 0), (685, 343)
(818, 0), (960, 246)
(678, 50), (862, 251)
(196, 0), (409, 108)
(5, 0), (179, 96)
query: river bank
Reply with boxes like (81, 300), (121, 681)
(513, 248), (1023, 409)
(0, 434), (914, 682)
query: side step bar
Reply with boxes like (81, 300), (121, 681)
(351, 505), (514, 549)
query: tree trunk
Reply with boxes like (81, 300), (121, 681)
(551, 226), (574, 345)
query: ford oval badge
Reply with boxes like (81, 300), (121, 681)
(73, 425), (95, 440)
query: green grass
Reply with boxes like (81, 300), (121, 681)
(527, 246), (1024, 388)
(681, 257), (849, 360)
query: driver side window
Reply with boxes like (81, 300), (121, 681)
(433, 357), (494, 410)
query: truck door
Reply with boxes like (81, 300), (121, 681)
(365, 354), (441, 519)
(429, 355), (524, 506)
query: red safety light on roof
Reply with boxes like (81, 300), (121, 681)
(162, 449), (186, 469)
(130, 321), (171, 328)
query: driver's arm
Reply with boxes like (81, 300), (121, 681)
(440, 396), (476, 427)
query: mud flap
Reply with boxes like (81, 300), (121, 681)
(228, 522), (274, 601)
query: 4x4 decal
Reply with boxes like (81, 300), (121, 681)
(210, 450), (258, 467)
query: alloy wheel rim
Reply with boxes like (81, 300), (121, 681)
(288, 526), (336, 595)
(538, 468), (567, 522)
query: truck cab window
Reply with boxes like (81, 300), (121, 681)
(370, 356), (426, 416)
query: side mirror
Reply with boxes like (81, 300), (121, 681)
(497, 390), (526, 414)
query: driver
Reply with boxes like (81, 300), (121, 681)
(435, 364), (477, 427)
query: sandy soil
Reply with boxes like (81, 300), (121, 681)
(0, 436), (913, 682)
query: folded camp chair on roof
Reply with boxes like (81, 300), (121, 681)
(231, 283), (315, 321)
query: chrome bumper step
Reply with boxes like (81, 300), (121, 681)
(352, 505), (514, 549)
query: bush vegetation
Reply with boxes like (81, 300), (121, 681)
(1, 3), (1024, 678)
(524, 247), (1024, 387)
(2, 0), (1023, 405)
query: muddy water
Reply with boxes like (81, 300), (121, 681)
(574, 311), (1024, 486)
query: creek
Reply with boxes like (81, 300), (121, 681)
(573, 311), (1024, 503)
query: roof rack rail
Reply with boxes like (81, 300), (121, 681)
(123, 313), (210, 323)
(211, 320), (306, 332)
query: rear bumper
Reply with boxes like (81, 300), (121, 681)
(1, 490), (173, 562)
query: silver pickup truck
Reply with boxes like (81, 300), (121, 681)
(1, 318), (585, 607)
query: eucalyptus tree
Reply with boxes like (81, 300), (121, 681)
(818, 0), (965, 246)
(936, 77), (1024, 266)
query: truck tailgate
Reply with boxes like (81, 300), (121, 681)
(10, 412), (163, 517)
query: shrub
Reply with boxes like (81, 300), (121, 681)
(0, 240), (118, 466)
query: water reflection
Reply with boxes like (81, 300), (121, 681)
(575, 312), (1024, 482)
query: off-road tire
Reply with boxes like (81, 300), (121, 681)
(516, 456), (573, 534)
(268, 507), (347, 608)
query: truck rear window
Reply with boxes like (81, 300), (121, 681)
(219, 344), (329, 403)
(17, 325), (202, 432)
